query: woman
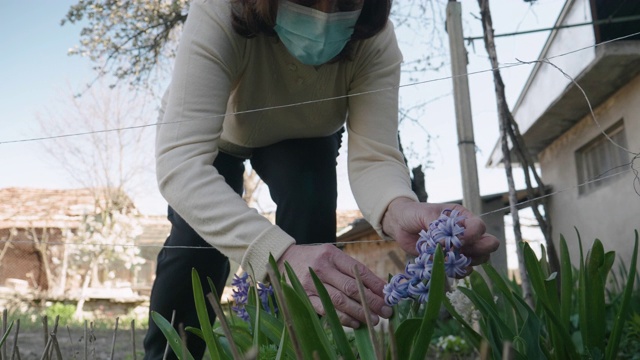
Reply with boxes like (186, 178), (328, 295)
(144, 0), (499, 358)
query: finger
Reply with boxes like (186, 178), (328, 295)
(308, 295), (360, 328)
(461, 233), (500, 258)
(323, 283), (379, 326)
(319, 264), (391, 320)
(332, 253), (387, 296)
(469, 254), (490, 266)
(459, 216), (487, 243)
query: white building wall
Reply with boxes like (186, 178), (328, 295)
(513, 0), (596, 134)
(538, 75), (640, 271)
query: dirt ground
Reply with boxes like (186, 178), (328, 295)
(2, 327), (148, 360)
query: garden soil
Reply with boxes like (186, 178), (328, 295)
(4, 327), (148, 359)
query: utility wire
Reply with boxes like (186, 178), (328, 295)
(464, 14), (640, 41)
(1, 29), (639, 146)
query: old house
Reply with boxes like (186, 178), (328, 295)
(487, 0), (640, 269)
(0, 188), (168, 303)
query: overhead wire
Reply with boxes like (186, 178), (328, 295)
(1, 28), (639, 250)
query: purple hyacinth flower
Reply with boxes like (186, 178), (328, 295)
(416, 231), (438, 256)
(444, 251), (472, 278)
(231, 305), (250, 322)
(257, 282), (276, 314)
(407, 279), (431, 304)
(231, 273), (251, 321)
(383, 273), (410, 306)
(430, 210), (465, 251)
(406, 253), (433, 280)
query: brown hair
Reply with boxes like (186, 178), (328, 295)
(231, 0), (392, 61)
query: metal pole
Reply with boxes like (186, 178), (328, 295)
(446, 1), (483, 216)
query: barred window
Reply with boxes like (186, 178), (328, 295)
(576, 120), (629, 195)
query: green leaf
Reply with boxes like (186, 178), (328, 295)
(268, 254), (283, 284)
(309, 269), (356, 360)
(354, 326), (376, 360)
(214, 325), (253, 353)
(605, 231), (639, 360)
(577, 229), (590, 355)
(150, 311), (195, 360)
(584, 239), (606, 354)
(281, 283), (334, 359)
(191, 268), (225, 359)
(523, 242), (549, 308)
(0, 320), (13, 348)
(409, 245), (446, 360)
(559, 235), (573, 327)
(481, 264), (523, 335)
(244, 306), (295, 359)
(283, 263), (337, 359)
(391, 318), (421, 359)
(470, 271), (496, 311)
(458, 287), (517, 349)
(442, 298), (483, 350)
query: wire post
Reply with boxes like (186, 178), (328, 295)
(446, 1), (483, 217)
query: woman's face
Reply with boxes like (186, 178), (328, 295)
(290, 0), (364, 13)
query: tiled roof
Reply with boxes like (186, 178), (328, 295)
(336, 209), (363, 231)
(0, 187), (133, 229)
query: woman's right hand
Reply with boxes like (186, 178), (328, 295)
(277, 244), (394, 328)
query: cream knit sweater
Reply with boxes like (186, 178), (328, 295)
(156, 0), (418, 281)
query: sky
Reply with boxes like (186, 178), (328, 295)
(0, 0), (568, 217)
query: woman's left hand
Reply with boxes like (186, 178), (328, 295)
(381, 197), (500, 266)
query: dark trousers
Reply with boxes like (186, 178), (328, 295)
(143, 130), (343, 359)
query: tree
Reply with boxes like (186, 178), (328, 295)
(477, 0), (560, 303)
(37, 84), (152, 318)
(63, 0), (189, 88)
(67, 204), (143, 318)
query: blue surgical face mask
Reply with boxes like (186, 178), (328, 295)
(274, 1), (362, 66)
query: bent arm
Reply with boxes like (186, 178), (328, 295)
(155, 0), (294, 281)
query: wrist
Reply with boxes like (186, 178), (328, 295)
(381, 197), (415, 239)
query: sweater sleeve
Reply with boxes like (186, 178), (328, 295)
(346, 22), (419, 239)
(155, 0), (294, 281)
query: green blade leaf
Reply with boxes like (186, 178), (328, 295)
(559, 235), (573, 328)
(281, 283), (334, 359)
(283, 263), (337, 359)
(584, 239), (606, 353)
(150, 311), (195, 360)
(606, 231), (639, 360)
(191, 268), (225, 359)
(442, 297), (483, 350)
(523, 242), (550, 308)
(481, 263), (523, 324)
(0, 320), (14, 348)
(391, 318), (421, 359)
(409, 244), (446, 360)
(309, 269), (357, 360)
(245, 306), (297, 360)
(354, 326), (376, 360)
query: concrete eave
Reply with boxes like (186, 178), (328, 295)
(487, 41), (640, 167)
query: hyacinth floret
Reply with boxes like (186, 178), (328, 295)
(444, 251), (472, 278)
(231, 272), (277, 322)
(231, 273), (250, 322)
(429, 209), (465, 251)
(383, 273), (410, 306)
(257, 282), (277, 314)
(407, 278), (431, 303)
(383, 209), (471, 306)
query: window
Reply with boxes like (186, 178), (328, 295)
(576, 120), (629, 195)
